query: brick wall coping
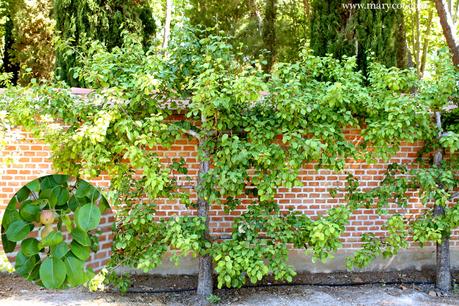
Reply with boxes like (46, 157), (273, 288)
(1, 87), (456, 112)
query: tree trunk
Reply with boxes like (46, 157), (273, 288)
(434, 206), (452, 292)
(302, 0), (310, 21)
(196, 139), (213, 300)
(415, 0), (421, 74)
(248, 0), (263, 35)
(433, 111), (452, 292)
(420, 6), (434, 76)
(434, 0), (459, 66)
(396, 10), (409, 68)
(162, 0), (173, 49)
(197, 255), (213, 297)
(262, 0), (277, 73)
(410, 0), (416, 67)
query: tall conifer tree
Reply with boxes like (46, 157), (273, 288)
(54, 0), (156, 86)
(0, 0), (18, 85)
(310, 0), (408, 73)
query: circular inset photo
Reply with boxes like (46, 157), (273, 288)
(1, 174), (113, 289)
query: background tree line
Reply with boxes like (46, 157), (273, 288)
(0, 0), (457, 86)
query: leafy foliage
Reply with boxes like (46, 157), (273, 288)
(53, 0), (157, 86)
(0, 1), (8, 68)
(211, 203), (351, 288)
(310, 0), (408, 73)
(10, 0), (55, 84)
(1, 175), (110, 289)
(0, 29), (458, 292)
(0, 0), (17, 85)
(186, 0), (309, 65)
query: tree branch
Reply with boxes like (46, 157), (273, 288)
(434, 0), (459, 66)
(420, 5), (434, 75)
(183, 129), (200, 140)
(162, 0), (173, 49)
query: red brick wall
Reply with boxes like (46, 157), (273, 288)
(1, 129), (457, 270)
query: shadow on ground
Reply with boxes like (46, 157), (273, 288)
(1, 272), (459, 305)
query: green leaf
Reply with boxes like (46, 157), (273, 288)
(68, 195), (87, 211)
(52, 175), (69, 185)
(63, 255), (86, 287)
(41, 231), (64, 247)
(71, 227), (91, 246)
(98, 196), (110, 214)
(26, 263), (41, 281)
(26, 180), (41, 193)
(40, 188), (58, 208)
(6, 196), (18, 208)
(39, 256), (67, 289)
(51, 242), (69, 259)
(6, 220), (31, 242)
(89, 234), (99, 252)
(2, 201), (20, 230)
(32, 199), (48, 209)
(1, 233), (16, 253)
(75, 204), (100, 231)
(70, 241), (90, 261)
(40, 185), (69, 208)
(19, 201), (41, 222)
(15, 187), (30, 202)
(21, 238), (40, 257)
(75, 180), (94, 199)
(40, 176), (55, 190)
(15, 251), (39, 278)
(54, 186), (70, 207)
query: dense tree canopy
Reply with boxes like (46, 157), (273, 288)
(310, 0), (408, 74)
(12, 0), (55, 84)
(53, 0), (157, 86)
(1, 0), (458, 84)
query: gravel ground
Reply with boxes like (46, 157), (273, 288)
(1, 273), (459, 305)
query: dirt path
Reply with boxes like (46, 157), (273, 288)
(1, 273), (459, 305)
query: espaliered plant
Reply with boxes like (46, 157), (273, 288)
(343, 50), (459, 292)
(0, 28), (454, 300)
(1, 174), (110, 289)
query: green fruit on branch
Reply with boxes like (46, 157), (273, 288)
(40, 210), (55, 225)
